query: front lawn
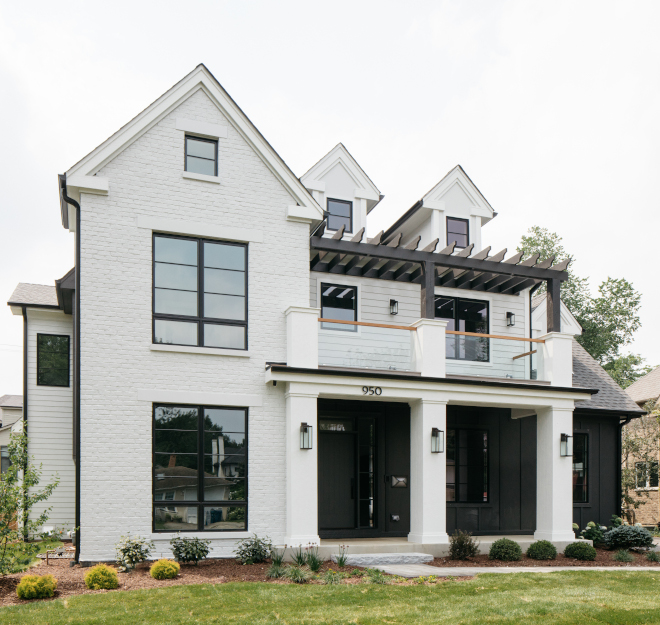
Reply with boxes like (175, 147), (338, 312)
(2, 571), (660, 624)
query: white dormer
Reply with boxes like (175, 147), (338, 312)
(301, 144), (381, 236)
(385, 165), (495, 252)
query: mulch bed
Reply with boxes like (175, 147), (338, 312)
(433, 547), (660, 568)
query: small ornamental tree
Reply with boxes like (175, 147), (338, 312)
(0, 431), (59, 576)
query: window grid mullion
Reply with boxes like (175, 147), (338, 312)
(198, 405), (204, 530)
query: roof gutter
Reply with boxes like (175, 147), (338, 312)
(59, 174), (81, 563)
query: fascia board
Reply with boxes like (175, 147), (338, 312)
(66, 66), (322, 218)
(66, 174), (109, 196)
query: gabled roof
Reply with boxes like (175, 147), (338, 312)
(531, 292), (583, 336)
(7, 284), (58, 309)
(0, 395), (22, 409)
(62, 63), (323, 226)
(626, 366), (660, 407)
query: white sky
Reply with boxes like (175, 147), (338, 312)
(1, 0), (658, 394)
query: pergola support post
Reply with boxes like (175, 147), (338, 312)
(547, 279), (561, 333)
(421, 261), (435, 319)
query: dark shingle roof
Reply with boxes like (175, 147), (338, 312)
(572, 340), (643, 415)
(0, 395), (22, 409)
(626, 366), (660, 407)
(7, 284), (58, 308)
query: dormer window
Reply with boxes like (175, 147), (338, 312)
(447, 217), (469, 249)
(326, 199), (352, 233)
(185, 136), (218, 176)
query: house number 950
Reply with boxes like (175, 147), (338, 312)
(362, 386), (382, 396)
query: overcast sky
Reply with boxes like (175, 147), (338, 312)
(0, 0), (658, 394)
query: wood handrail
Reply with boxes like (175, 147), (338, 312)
(318, 318), (417, 331)
(512, 349), (537, 360)
(446, 330), (545, 343)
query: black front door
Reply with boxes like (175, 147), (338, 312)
(318, 399), (410, 538)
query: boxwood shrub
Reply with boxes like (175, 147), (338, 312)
(604, 525), (653, 550)
(16, 574), (57, 600)
(150, 559), (180, 580)
(84, 564), (119, 590)
(564, 542), (597, 561)
(489, 538), (522, 561)
(526, 540), (557, 560)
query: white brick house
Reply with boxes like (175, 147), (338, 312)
(8, 65), (643, 563)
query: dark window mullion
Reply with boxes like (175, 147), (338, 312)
(198, 405), (204, 531)
(199, 239), (204, 347)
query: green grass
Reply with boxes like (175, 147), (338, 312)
(3, 538), (64, 572)
(3, 571), (660, 624)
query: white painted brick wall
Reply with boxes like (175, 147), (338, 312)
(78, 89), (310, 560)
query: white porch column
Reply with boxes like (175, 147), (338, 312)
(411, 319), (448, 377)
(538, 332), (574, 386)
(285, 390), (320, 545)
(408, 399), (449, 544)
(534, 406), (575, 542)
(285, 306), (320, 369)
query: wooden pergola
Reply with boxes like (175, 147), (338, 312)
(310, 223), (569, 332)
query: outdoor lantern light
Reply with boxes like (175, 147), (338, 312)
(431, 427), (444, 453)
(300, 422), (313, 449)
(390, 299), (399, 315)
(560, 433), (573, 457)
(506, 312), (515, 327)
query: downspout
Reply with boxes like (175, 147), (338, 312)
(59, 175), (81, 563)
(21, 306), (28, 540)
(618, 415), (633, 519)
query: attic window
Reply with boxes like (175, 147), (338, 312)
(447, 217), (469, 249)
(185, 136), (218, 177)
(326, 199), (352, 233)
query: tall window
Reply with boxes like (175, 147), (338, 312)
(326, 199), (352, 233)
(185, 136), (218, 176)
(573, 433), (589, 502)
(320, 283), (357, 331)
(435, 297), (489, 362)
(447, 429), (488, 503)
(447, 217), (469, 248)
(153, 234), (247, 350)
(0, 446), (10, 474)
(36, 334), (70, 387)
(635, 461), (659, 490)
(153, 404), (247, 532)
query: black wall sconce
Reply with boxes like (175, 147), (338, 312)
(390, 299), (398, 315)
(506, 312), (515, 326)
(431, 427), (444, 453)
(300, 422), (313, 449)
(560, 433), (573, 457)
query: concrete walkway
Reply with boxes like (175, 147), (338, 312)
(375, 563), (660, 578)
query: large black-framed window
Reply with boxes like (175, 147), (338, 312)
(153, 234), (247, 350)
(447, 217), (469, 249)
(36, 334), (70, 387)
(635, 461), (659, 490)
(185, 135), (218, 176)
(573, 433), (589, 503)
(327, 198), (353, 233)
(153, 404), (247, 532)
(320, 283), (357, 332)
(447, 429), (488, 503)
(435, 297), (489, 362)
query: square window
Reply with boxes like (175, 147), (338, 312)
(185, 136), (217, 176)
(327, 199), (353, 233)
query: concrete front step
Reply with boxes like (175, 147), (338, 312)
(331, 552), (434, 566)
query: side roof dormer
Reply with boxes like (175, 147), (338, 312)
(383, 165), (495, 251)
(301, 143), (382, 236)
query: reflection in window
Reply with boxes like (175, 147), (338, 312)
(446, 429), (488, 503)
(153, 405), (247, 532)
(435, 297), (489, 362)
(573, 433), (588, 503)
(0, 446), (9, 474)
(635, 461), (659, 490)
(321, 283), (357, 331)
(327, 199), (352, 233)
(37, 334), (70, 387)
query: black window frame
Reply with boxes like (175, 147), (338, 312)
(184, 135), (218, 177)
(434, 296), (490, 362)
(152, 403), (248, 533)
(572, 432), (589, 503)
(446, 427), (489, 504)
(447, 217), (469, 249)
(0, 446), (10, 475)
(320, 283), (358, 332)
(152, 233), (248, 350)
(36, 333), (70, 387)
(635, 460), (659, 490)
(326, 198), (353, 233)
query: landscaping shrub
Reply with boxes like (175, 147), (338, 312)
(234, 534), (272, 565)
(271, 546), (285, 567)
(266, 563), (285, 579)
(335, 545), (349, 568)
(604, 525), (654, 550)
(526, 540), (557, 560)
(115, 534), (154, 571)
(322, 570), (342, 585)
(150, 559), (180, 580)
(84, 564), (119, 590)
(366, 568), (389, 584)
(291, 545), (307, 567)
(613, 549), (634, 563)
(646, 551), (660, 562)
(16, 574), (57, 600)
(449, 530), (480, 560)
(580, 521), (606, 545)
(305, 545), (323, 572)
(564, 542), (597, 561)
(283, 565), (311, 584)
(170, 535), (211, 565)
(610, 515), (624, 529)
(489, 538), (522, 561)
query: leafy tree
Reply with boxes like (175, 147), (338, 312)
(603, 354), (653, 389)
(0, 430), (59, 575)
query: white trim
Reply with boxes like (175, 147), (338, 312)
(181, 171), (221, 184)
(176, 118), (228, 139)
(354, 187), (379, 201)
(66, 175), (109, 195)
(136, 215), (263, 243)
(287, 204), (320, 223)
(137, 388), (262, 406)
(151, 532), (250, 541)
(150, 344), (250, 358)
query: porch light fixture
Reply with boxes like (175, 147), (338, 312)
(300, 422), (313, 450)
(560, 433), (573, 457)
(431, 427), (444, 453)
(390, 299), (398, 315)
(506, 312), (515, 326)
